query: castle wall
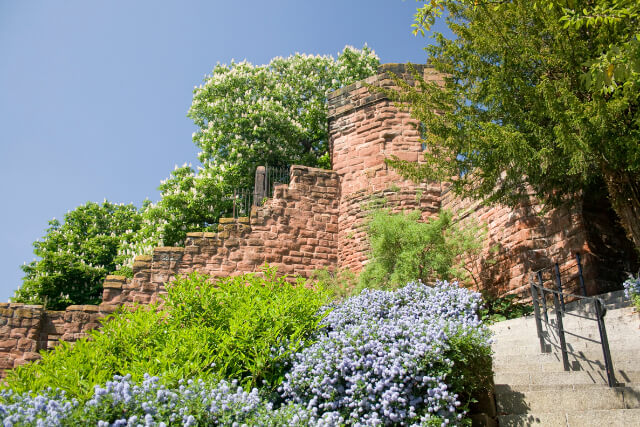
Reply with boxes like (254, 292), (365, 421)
(102, 165), (340, 306)
(2, 64), (636, 376)
(328, 64), (442, 272)
(0, 302), (116, 375)
(440, 186), (593, 297)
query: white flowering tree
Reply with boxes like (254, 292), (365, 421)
(16, 47), (380, 305)
(14, 201), (142, 309)
(189, 45), (380, 183)
(141, 46), (380, 247)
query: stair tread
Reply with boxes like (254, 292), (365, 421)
(491, 301), (640, 422)
(498, 408), (640, 427)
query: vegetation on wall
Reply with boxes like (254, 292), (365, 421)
(145, 45), (380, 248)
(389, 0), (640, 252)
(5, 267), (329, 399)
(1, 276), (492, 426)
(13, 201), (142, 309)
(358, 209), (484, 290)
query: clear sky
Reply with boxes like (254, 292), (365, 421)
(0, 0), (450, 302)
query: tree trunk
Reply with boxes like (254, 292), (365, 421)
(602, 167), (640, 254)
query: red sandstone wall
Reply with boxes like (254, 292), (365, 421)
(440, 185), (593, 297)
(0, 302), (115, 375)
(328, 64), (443, 272)
(103, 165), (340, 305)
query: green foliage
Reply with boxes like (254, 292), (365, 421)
(479, 293), (533, 323)
(307, 267), (359, 301)
(358, 209), (483, 290)
(392, 0), (640, 251)
(125, 46), (379, 249)
(4, 267), (329, 400)
(189, 46), (379, 177)
(13, 201), (142, 310)
(164, 268), (330, 390)
(443, 329), (493, 412)
(4, 305), (214, 400)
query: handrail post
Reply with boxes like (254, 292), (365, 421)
(530, 280), (547, 353)
(594, 298), (617, 387)
(576, 253), (587, 296)
(537, 271), (549, 324)
(552, 291), (571, 371)
(554, 262), (566, 313)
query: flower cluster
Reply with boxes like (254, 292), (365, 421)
(1, 374), (327, 426)
(280, 281), (489, 426)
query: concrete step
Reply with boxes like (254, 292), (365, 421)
(491, 317), (640, 339)
(498, 408), (640, 426)
(490, 294), (640, 424)
(492, 349), (640, 370)
(493, 359), (640, 379)
(490, 316), (639, 340)
(491, 322), (640, 345)
(492, 352), (638, 375)
(491, 337), (640, 354)
(494, 369), (640, 387)
(495, 382), (624, 393)
(495, 384), (640, 414)
(489, 306), (638, 334)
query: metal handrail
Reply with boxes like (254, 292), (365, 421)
(530, 256), (617, 387)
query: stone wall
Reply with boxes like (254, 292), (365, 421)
(440, 185), (593, 297)
(328, 64), (443, 272)
(0, 165), (340, 374)
(2, 63), (636, 376)
(0, 302), (116, 374)
(102, 165), (340, 306)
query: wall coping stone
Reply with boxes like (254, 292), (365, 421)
(154, 247), (185, 253)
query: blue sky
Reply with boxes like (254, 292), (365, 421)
(0, 0), (449, 302)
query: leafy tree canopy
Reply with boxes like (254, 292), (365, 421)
(389, 0), (640, 249)
(188, 46), (380, 179)
(15, 47), (381, 305)
(14, 201), (142, 309)
(141, 46), (380, 247)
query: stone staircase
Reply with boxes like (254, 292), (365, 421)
(489, 290), (640, 426)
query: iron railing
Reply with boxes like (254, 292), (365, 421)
(252, 165), (290, 207)
(222, 188), (254, 219)
(221, 166), (291, 219)
(530, 255), (617, 387)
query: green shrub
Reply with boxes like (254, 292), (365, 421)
(3, 266), (329, 400)
(358, 209), (483, 290)
(307, 267), (359, 301)
(4, 305), (214, 400)
(479, 293), (533, 323)
(164, 267), (330, 390)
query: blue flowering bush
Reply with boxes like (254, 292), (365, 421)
(0, 374), (339, 426)
(623, 274), (640, 310)
(280, 281), (492, 425)
(2, 279), (491, 426)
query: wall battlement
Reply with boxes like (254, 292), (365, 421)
(1, 64), (635, 376)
